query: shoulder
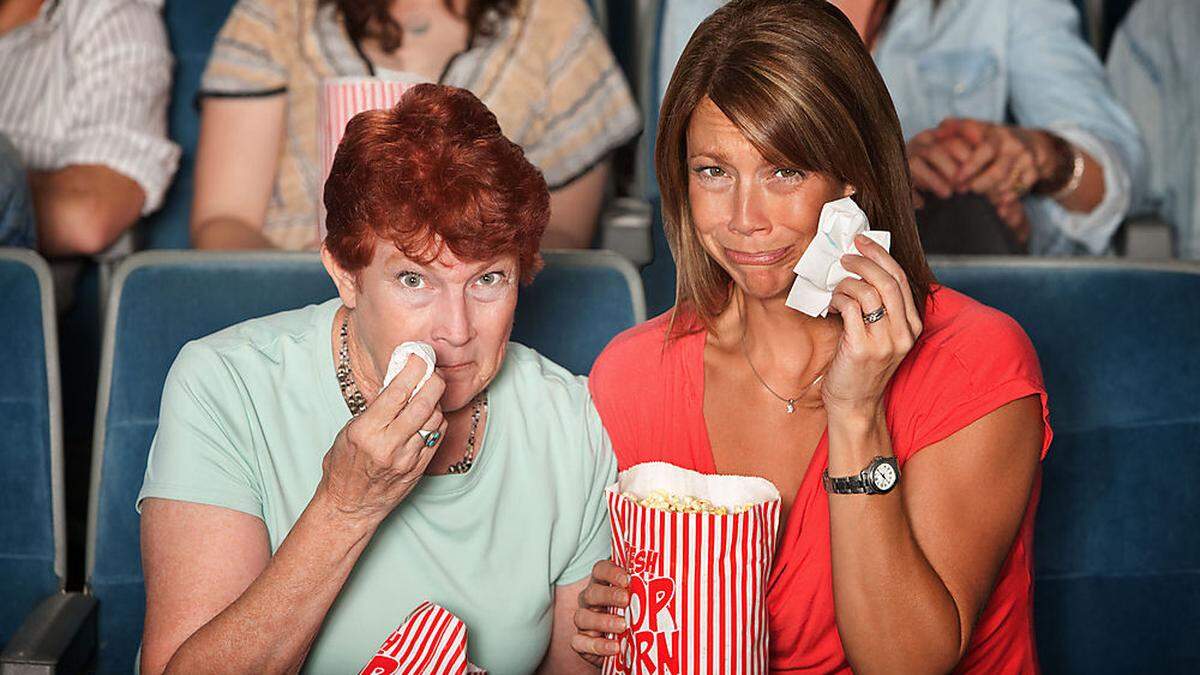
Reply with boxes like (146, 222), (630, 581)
(172, 301), (330, 384)
(919, 286), (1037, 366)
(514, 0), (604, 65)
(216, 0), (302, 38)
(64, 0), (168, 37)
(896, 286), (1041, 392)
(589, 311), (689, 397)
(888, 286), (1048, 455)
(521, 0), (595, 31)
(497, 343), (595, 422)
(498, 343), (614, 463)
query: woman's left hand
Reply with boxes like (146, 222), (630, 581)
(822, 235), (923, 417)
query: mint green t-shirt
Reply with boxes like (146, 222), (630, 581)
(137, 299), (617, 674)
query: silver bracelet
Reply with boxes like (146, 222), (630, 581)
(1051, 144), (1085, 201)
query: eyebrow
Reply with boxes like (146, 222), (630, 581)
(687, 148), (735, 163)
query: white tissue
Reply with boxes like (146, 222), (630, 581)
(382, 341), (437, 395)
(785, 197), (892, 317)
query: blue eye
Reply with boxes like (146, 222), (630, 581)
(477, 271), (506, 286)
(397, 271), (424, 289)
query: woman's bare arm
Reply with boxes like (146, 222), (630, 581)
(827, 396), (1043, 674)
(190, 96), (285, 249)
(140, 492), (377, 675)
(544, 161), (610, 249)
(537, 578), (598, 674)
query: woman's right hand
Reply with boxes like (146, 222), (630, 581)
(571, 560), (631, 665)
(317, 356), (448, 525)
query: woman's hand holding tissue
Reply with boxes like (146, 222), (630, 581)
(315, 355), (448, 529)
(822, 235), (923, 422)
(570, 559), (630, 664)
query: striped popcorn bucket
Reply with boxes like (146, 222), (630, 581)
(602, 462), (781, 675)
(358, 602), (487, 675)
(317, 75), (425, 239)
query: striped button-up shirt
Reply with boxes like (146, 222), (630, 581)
(0, 0), (180, 213)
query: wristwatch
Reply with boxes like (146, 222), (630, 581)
(822, 456), (900, 495)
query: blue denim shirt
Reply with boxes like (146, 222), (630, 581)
(1107, 0), (1199, 260)
(658, 0), (1144, 255)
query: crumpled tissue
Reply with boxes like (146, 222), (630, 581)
(785, 197), (891, 317)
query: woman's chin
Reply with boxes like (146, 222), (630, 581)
(732, 271), (795, 302)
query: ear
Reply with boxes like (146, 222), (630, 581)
(321, 244), (360, 310)
(842, 183), (856, 198)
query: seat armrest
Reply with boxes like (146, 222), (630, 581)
(1119, 216), (1174, 260)
(0, 592), (98, 675)
(598, 196), (654, 266)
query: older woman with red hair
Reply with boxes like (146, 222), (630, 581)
(137, 84), (612, 674)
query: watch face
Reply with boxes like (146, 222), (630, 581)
(872, 463), (897, 491)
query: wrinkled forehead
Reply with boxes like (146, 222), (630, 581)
(372, 236), (517, 281)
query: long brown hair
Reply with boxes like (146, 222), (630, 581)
(656, 0), (935, 335)
(330, 0), (517, 53)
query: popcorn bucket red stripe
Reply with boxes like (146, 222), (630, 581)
(404, 608), (452, 672)
(317, 78), (418, 239)
(360, 602), (486, 675)
(603, 463), (781, 675)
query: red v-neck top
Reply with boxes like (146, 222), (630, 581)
(588, 286), (1053, 673)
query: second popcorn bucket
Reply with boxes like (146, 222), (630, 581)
(603, 462), (782, 675)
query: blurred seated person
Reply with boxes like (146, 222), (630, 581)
(192, 0), (640, 251)
(658, 0), (1143, 255)
(140, 84), (612, 674)
(1108, 0), (1200, 260)
(0, 0), (179, 255)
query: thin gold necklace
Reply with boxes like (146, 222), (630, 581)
(740, 325), (824, 414)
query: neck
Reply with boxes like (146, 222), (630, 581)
(732, 288), (839, 401)
(0, 0), (43, 34)
(343, 308), (385, 405)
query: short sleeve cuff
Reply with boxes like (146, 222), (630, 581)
(1031, 126), (1134, 255)
(909, 377), (1053, 463)
(56, 131), (181, 214)
(137, 482), (265, 521)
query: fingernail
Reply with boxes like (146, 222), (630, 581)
(617, 590), (629, 604)
(621, 573), (631, 586)
(605, 642), (620, 655)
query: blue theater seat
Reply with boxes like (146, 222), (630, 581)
(86, 249), (643, 672)
(0, 251), (62, 648)
(0, 250), (96, 672)
(934, 258), (1200, 673)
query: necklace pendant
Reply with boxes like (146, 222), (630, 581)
(786, 399), (796, 414)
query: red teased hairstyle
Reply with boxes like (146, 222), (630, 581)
(323, 83), (549, 283)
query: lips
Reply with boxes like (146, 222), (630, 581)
(723, 245), (794, 266)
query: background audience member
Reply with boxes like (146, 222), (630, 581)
(0, 134), (34, 248)
(658, 0), (1142, 256)
(1107, 0), (1200, 260)
(191, 0), (640, 252)
(0, 0), (179, 257)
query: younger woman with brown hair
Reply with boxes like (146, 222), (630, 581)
(575, 2), (1051, 671)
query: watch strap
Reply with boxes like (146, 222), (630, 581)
(822, 469), (871, 494)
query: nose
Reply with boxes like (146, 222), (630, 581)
(430, 289), (474, 348)
(728, 181), (770, 237)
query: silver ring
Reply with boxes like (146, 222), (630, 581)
(417, 430), (440, 447)
(863, 307), (887, 324)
